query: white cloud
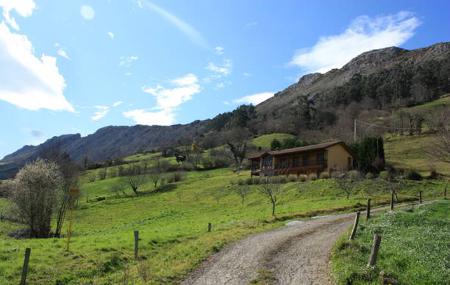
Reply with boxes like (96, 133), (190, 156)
(107, 31), (114, 39)
(91, 101), (123, 121)
(123, 109), (174, 126)
(80, 5), (95, 20)
(290, 11), (420, 73)
(57, 48), (70, 60)
(0, 22), (73, 112)
(119, 55), (138, 67)
(206, 59), (232, 77)
(234, 92), (274, 105)
(91, 105), (109, 121)
(136, 0), (208, 48)
(124, 73), (200, 125)
(214, 46), (224, 55)
(0, 0), (36, 30)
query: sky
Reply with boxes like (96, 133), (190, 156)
(0, 0), (449, 158)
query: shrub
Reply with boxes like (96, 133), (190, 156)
(348, 170), (361, 180)
(308, 173), (317, 181)
(365, 172), (375, 179)
(429, 169), (439, 179)
(298, 174), (307, 182)
(252, 177), (261, 185)
(405, 170), (423, 181)
(237, 179), (245, 186)
(379, 170), (390, 180)
(288, 175), (297, 182)
(245, 178), (253, 185)
(272, 176), (288, 184)
(167, 172), (185, 183)
(11, 159), (63, 238)
(319, 172), (330, 179)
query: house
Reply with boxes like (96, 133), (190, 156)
(248, 141), (355, 176)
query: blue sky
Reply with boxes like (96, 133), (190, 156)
(0, 0), (449, 158)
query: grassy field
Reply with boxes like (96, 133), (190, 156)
(1, 165), (447, 284)
(384, 134), (450, 176)
(331, 200), (450, 284)
(251, 133), (295, 149)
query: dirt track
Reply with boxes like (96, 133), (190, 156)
(181, 212), (355, 285)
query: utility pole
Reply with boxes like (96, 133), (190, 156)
(353, 119), (357, 142)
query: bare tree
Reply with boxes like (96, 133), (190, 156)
(12, 159), (63, 238)
(110, 181), (127, 197)
(128, 175), (148, 195)
(258, 177), (283, 217)
(335, 171), (361, 199)
(225, 128), (251, 172)
(235, 184), (251, 205)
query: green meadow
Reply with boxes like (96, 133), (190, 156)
(0, 162), (447, 285)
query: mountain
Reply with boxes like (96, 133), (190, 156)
(1, 42), (449, 179)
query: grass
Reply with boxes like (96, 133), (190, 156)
(331, 200), (450, 285)
(384, 134), (450, 176)
(0, 167), (447, 284)
(251, 133), (295, 149)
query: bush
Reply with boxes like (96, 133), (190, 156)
(298, 174), (307, 182)
(272, 176), (288, 184)
(252, 177), (261, 185)
(308, 173), (317, 181)
(378, 170), (390, 180)
(288, 175), (297, 182)
(245, 178), (253, 185)
(405, 170), (423, 181)
(167, 171), (185, 183)
(319, 172), (330, 179)
(237, 179), (245, 186)
(365, 172), (375, 179)
(429, 169), (439, 179)
(348, 170), (361, 180)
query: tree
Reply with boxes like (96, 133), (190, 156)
(225, 128), (251, 172)
(12, 159), (63, 238)
(39, 149), (80, 238)
(270, 139), (282, 150)
(229, 183), (251, 205)
(335, 171), (361, 199)
(128, 175), (148, 195)
(110, 182), (127, 197)
(428, 121), (450, 163)
(351, 137), (385, 173)
(258, 177), (283, 217)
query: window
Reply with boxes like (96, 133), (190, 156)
(316, 152), (325, 164)
(292, 156), (301, 167)
(303, 154), (309, 166)
(251, 159), (260, 170)
(262, 156), (273, 168)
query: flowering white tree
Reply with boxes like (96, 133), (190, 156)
(12, 159), (63, 238)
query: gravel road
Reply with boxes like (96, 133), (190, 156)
(182, 212), (356, 285)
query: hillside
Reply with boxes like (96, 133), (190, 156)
(1, 154), (447, 284)
(1, 41), (449, 179)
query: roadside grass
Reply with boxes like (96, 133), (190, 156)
(0, 168), (447, 284)
(331, 200), (450, 285)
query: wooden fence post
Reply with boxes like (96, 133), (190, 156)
(444, 186), (447, 199)
(419, 191), (422, 204)
(134, 231), (139, 260)
(349, 211), (360, 240)
(208, 223), (212, 232)
(367, 234), (382, 267)
(20, 248), (31, 285)
(390, 192), (394, 211)
(366, 199), (371, 220)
